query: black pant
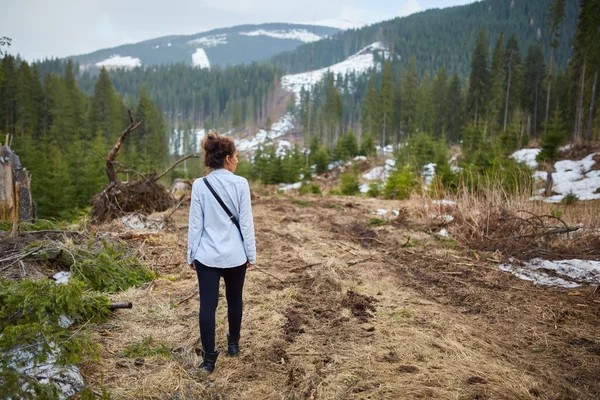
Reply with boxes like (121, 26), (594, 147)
(194, 260), (247, 353)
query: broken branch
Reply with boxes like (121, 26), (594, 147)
(155, 153), (201, 182)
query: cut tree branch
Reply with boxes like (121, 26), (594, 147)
(106, 110), (143, 188)
(154, 153), (201, 182)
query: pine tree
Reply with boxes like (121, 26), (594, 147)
(522, 44), (546, 136)
(571, 0), (600, 140)
(361, 74), (378, 140)
(446, 73), (464, 143)
(537, 105), (566, 162)
(378, 60), (394, 158)
(543, 0), (566, 135)
(488, 32), (506, 131)
(467, 27), (490, 124)
(402, 56), (418, 135)
(503, 34), (523, 133)
(432, 66), (448, 137)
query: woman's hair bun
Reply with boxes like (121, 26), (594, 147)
(201, 132), (236, 169)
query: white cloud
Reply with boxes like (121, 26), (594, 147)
(397, 0), (423, 18)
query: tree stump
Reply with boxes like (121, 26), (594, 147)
(0, 144), (34, 227)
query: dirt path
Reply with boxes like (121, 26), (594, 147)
(87, 196), (600, 400)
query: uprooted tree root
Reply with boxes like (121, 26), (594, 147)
(90, 177), (174, 224)
(454, 206), (600, 260)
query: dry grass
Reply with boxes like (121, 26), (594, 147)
(80, 195), (600, 399)
(418, 182), (600, 260)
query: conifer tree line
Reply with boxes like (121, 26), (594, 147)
(271, 0), (581, 79)
(76, 63), (283, 132)
(0, 57), (167, 219)
(295, 0), (599, 169)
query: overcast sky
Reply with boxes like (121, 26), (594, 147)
(1, 0), (476, 61)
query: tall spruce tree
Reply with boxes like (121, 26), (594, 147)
(488, 32), (506, 131)
(432, 66), (449, 137)
(467, 27), (490, 124)
(522, 43), (546, 136)
(503, 34), (523, 133)
(572, 0), (600, 140)
(402, 56), (419, 135)
(543, 0), (566, 135)
(378, 60), (394, 157)
(446, 73), (464, 143)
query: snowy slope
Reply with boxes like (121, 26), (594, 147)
(240, 29), (322, 43)
(281, 42), (390, 99)
(192, 49), (210, 69)
(70, 23), (339, 71)
(235, 113), (295, 152)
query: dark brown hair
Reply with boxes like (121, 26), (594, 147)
(201, 132), (236, 169)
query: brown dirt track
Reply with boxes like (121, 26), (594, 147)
(85, 196), (600, 400)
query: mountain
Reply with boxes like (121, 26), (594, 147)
(69, 23), (340, 72)
(271, 0), (581, 79)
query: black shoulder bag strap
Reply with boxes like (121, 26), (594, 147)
(203, 177), (244, 242)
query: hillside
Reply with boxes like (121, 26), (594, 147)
(271, 0), (581, 78)
(68, 23), (339, 72)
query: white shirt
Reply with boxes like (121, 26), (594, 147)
(187, 169), (256, 268)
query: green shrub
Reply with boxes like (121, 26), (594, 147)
(562, 192), (579, 205)
(299, 183), (321, 195)
(367, 218), (387, 227)
(340, 171), (360, 195)
(366, 181), (382, 197)
(120, 336), (171, 358)
(384, 166), (420, 199)
(292, 199), (311, 207)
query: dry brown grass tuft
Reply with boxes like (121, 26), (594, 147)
(436, 183), (600, 260)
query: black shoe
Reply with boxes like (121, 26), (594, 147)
(199, 350), (219, 373)
(227, 333), (240, 357)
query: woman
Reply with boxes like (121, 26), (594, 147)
(187, 133), (256, 373)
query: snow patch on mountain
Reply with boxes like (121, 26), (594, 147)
(192, 49), (210, 69)
(95, 55), (141, 70)
(187, 34), (227, 48)
(239, 29), (322, 43)
(235, 113), (295, 152)
(281, 42), (390, 99)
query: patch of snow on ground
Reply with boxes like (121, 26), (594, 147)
(6, 343), (85, 399)
(559, 144), (572, 152)
(422, 163), (436, 186)
(188, 34), (227, 47)
(192, 48), (210, 68)
(438, 229), (449, 237)
(276, 140), (293, 157)
(510, 148), (541, 169)
(53, 271), (71, 284)
(532, 152), (600, 202)
(376, 144), (394, 155)
(442, 215), (454, 223)
(235, 113), (295, 152)
(95, 55), (141, 70)
(353, 155), (367, 161)
(500, 258), (600, 288)
(281, 42), (389, 99)
(359, 183), (370, 193)
(432, 199), (456, 206)
(279, 182), (302, 191)
(362, 158), (395, 181)
(240, 29), (322, 43)
(374, 209), (389, 215)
